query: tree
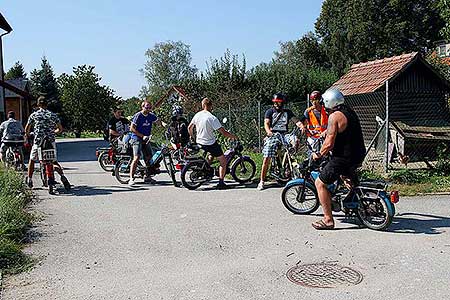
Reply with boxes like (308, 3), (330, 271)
(59, 65), (118, 136)
(30, 57), (61, 113)
(315, 0), (444, 74)
(141, 41), (197, 98)
(5, 61), (26, 80)
(438, 0), (450, 40)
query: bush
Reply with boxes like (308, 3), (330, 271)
(0, 166), (32, 273)
(435, 144), (450, 176)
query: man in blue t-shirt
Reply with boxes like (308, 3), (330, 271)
(129, 101), (163, 186)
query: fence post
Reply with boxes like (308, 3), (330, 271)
(385, 81), (389, 173)
(258, 100), (261, 151)
(307, 93), (310, 107)
(228, 102), (232, 132)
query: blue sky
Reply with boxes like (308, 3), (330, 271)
(2, 0), (323, 98)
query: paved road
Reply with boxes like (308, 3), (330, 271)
(3, 139), (450, 300)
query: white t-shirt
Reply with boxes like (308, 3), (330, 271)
(191, 110), (222, 145)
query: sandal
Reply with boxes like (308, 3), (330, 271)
(312, 220), (335, 230)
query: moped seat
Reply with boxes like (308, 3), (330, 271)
(358, 180), (386, 189)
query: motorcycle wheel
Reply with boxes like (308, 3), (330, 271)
(231, 157), (256, 184)
(281, 181), (320, 214)
(275, 158), (293, 185)
(356, 193), (394, 231)
(180, 161), (206, 190)
(114, 157), (132, 184)
(98, 152), (114, 172)
(163, 154), (178, 187)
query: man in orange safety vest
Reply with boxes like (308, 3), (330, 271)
(300, 91), (328, 153)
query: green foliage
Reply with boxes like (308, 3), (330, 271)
(435, 143), (450, 176)
(121, 97), (141, 119)
(30, 57), (61, 113)
(315, 0), (444, 74)
(59, 65), (119, 135)
(388, 169), (429, 184)
(426, 51), (450, 81)
(5, 61), (26, 80)
(438, 0), (450, 40)
(141, 41), (197, 97)
(0, 166), (33, 273)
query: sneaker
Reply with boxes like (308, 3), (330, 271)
(61, 175), (71, 190)
(26, 177), (33, 189)
(216, 182), (229, 190)
(144, 176), (156, 184)
(128, 178), (136, 186)
(257, 181), (265, 191)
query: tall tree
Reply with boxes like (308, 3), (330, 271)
(59, 65), (118, 136)
(5, 61), (26, 80)
(30, 57), (61, 112)
(438, 0), (450, 40)
(316, 0), (444, 74)
(140, 41), (197, 98)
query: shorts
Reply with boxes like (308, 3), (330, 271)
(131, 139), (153, 158)
(200, 142), (223, 157)
(319, 157), (360, 185)
(262, 135), (282, 158)
(30, 142), (57, 161)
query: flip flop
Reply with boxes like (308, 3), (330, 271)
(312, 220), (335, 230)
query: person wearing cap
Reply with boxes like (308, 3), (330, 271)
(108, 106), (130, 144)
(257, 93), (302, 191)
(25, 96), (70, 189)
(300, 91), (329, 154)
(0, 111), (25, 163)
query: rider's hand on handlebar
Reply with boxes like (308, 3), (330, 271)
(267, 131), (273, 137)
(312, 152), (321, 161)
(143, 135), (150, 142)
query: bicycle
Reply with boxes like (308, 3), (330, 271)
(268, 128), (304, 184)
(180, 140), (256, 190)
(114, 138), (178, 187)
(2, 138), (25, 171)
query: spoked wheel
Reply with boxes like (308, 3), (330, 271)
(114, 157), (132, 184)
(356, 193), (394, 231)
(163, 154), (178, 187)
(98, 152), (114, 172)
(180, 161), (207, 190)
(231, 157), (256, 184)
(281, 181), (320, 214)
(274, 157), (293, 185)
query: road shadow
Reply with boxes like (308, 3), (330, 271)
(62, 185), (148, 196)
(387, 213), (450, 234)
(57, 139), (109, 163)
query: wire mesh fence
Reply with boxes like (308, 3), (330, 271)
(152, 83), (450, 173)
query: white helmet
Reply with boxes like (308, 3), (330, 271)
(322, 89), (345, 109)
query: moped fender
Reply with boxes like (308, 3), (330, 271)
(285, 178), (306, 188)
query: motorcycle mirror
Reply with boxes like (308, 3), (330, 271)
(222, 117), (228, 124)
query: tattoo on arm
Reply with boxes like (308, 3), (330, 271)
(320, 114), (337, 156)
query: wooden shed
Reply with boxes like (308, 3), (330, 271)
(4, 78), (33, 124)
(331, 52), (450, 164)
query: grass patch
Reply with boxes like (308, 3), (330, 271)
(0, 165), (33, 274)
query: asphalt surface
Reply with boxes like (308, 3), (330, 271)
(3, 138), (450, 300)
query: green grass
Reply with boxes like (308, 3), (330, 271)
(0, 165), (33, 274)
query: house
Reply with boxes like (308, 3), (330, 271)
(436, 40), (450, 66)
(330, 52), (450, 165)
(4, 78), (33, 124)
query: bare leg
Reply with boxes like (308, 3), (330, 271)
(217, 155), (227, 180)
(260, 157), (271, 182)
(129, 155), (139, 179)
(28, 159), (35, 179)
(314, 177), (334, 226)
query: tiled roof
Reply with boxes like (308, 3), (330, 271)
(442, 57), (450, 66)
(331, 52), (419, 95)
(5, 78), (29, 98)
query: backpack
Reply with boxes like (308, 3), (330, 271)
(168, 118), (189, 146)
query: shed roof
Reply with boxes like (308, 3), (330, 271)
(331, 52), (420, 95)
(4, 78), (29, 98)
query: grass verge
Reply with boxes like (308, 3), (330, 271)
(0, 165), (33, 274)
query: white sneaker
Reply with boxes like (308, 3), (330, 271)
(257, 181), (265, 191)
(128, 178), (136, 186)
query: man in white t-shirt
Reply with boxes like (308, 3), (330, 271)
(188, 98), (238, 189)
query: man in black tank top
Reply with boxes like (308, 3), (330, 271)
(311, 89), (366, 230)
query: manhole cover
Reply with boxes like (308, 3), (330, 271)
(287, 263), (363, 288)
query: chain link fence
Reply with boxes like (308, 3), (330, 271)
(153, 84), (450, 173)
